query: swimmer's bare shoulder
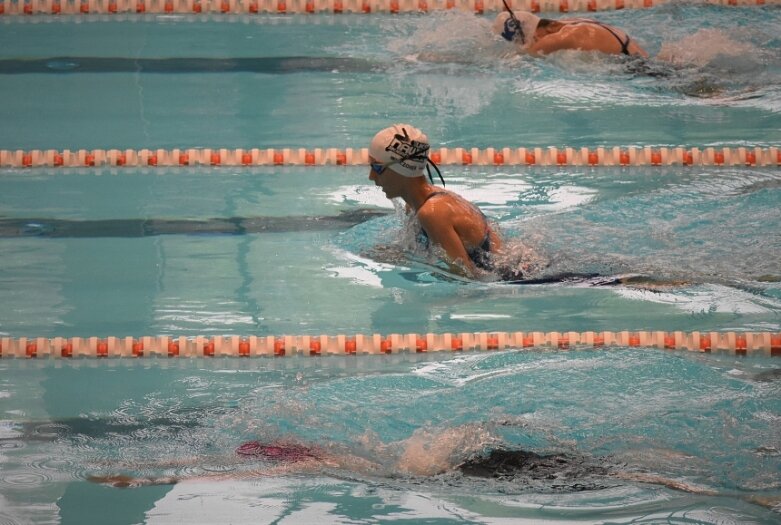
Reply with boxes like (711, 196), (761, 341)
(528, 28), (582, 56)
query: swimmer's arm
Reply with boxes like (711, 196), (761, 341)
(88, 462), (315, 488)
(417, 211), (478, 278)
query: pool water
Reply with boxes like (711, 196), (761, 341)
(2, 350), (781, 523)
(2, 165), (779, 337)
(1, 4), (780, 524)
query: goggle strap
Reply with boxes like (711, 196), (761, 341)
(426, 160), (445, 187)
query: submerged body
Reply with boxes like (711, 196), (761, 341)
(89, 438), (720, 497)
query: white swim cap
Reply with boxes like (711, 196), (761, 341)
(369, 124), (430, 178)
(493, 11), (540, 48)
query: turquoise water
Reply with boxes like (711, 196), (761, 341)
(1, 5), (781, 524)
(1, 166), (779, 337)
(1, 7), (780, 149)
(2, 350), (781, 523)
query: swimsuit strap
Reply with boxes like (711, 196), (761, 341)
(600, 24), (631, 55)
(413, 191), (448, 247)
(565, 18), (632, 55)
(418, 191), (449, 210)
(417, 191), (489, 227)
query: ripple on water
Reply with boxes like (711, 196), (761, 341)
(0, 440), (24, 451)
(0, 471), (49, 489)
(25, 451), (87, 483)
(0, 513), (22, 525)
(30, 422), (71, 440)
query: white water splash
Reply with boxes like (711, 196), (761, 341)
(657, 29), (759, 68)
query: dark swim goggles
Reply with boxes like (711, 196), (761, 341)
(370, 161), (393, 175)
(500, 0), (525, 44)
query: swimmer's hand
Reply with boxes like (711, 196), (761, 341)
(88, 474), (178, 488)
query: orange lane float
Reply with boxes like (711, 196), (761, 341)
(1, 146), (779, 168)
(1, 331), (779, 358)
(2, 0), (777, 16)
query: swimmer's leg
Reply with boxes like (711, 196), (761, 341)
(502, 273), (653, 286)
(612, 471), (718, 495)
(616, 472), (781, 514)
(615, 275), (690, 290)
(501, 272), (602, 285)
(508, 273), (690, 289)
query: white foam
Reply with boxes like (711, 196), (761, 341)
(613, 284), (781, 315)
(324, 248), (400, 288)
(657, 29), (758, 68)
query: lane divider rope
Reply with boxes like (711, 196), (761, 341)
(1, 146), (779, 168)
(0, 0), (776, 16)
(2, 331), (780, 358)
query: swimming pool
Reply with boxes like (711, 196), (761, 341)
(1, 4), (780, 523)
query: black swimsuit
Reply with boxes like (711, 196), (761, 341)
(415, 192), (494, 271)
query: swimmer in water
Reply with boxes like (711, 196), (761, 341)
(88, 425), (721, 497)
(491, 5), (762, 96)
(368, 123), (507, 279)
(493, 2), (648, 58)
(366, 124), (686, 286)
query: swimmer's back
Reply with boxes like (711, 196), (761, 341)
(531, 20), (648, 58)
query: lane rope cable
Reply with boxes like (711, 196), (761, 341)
(1, 146), (779, 168)
(3, 331), (780, 358)
(0, 0), (777, 16)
